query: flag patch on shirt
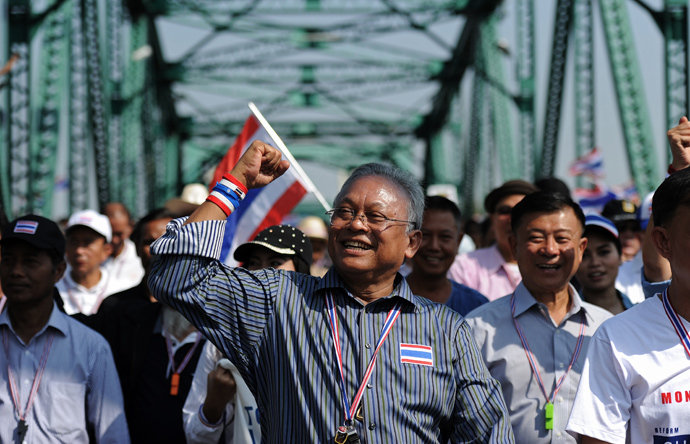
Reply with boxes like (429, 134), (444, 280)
(14, 220), (38, 234)
(400, 343), (433, 366)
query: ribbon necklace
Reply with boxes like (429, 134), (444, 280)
(3, 328), (55, 442)
(325, 292), (401, 429)
(165, 331), (202, 396)
(510, 293), (586, 430)
(661, 288), (690, 358)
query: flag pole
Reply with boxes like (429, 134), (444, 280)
(248, 102), (332, 212)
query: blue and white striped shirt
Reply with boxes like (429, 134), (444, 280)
(150, 218), (514, 443)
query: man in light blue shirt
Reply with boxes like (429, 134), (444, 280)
(466, 191), (611, 443)
(0, 214), (129, 443)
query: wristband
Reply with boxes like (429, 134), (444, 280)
(222, 173), (248, 199)
(668, 164), (677, 175)
(208, 183), (240, 216)
(206, 194), (234, 217)
(206, 173), (247, 216)
(198, 403), (225, 428)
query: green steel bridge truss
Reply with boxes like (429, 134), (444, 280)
(0, 0), (687, 219)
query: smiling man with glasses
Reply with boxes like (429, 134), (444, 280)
(149, 141), (514, 443)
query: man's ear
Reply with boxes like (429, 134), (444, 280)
(509, 233), (517, 256)
(651, 226), (672, 260)
(405, 230), (423, 259)
(578, 236), (588, 260)
(54, 261), (66, 284)
(456, 230), (464, 250)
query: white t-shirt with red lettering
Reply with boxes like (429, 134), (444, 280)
(567, 295), (690, 443)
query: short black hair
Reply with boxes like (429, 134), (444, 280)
(423, 196), (463, 233)
(652, 168), (690, 228)
(534, 177), (571, 198)
(131, 208), (176, 246)
(511, 190), (585, 234)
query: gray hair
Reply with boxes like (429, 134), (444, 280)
(333, 163), (424, 232)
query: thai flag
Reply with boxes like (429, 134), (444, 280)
(569, 148), (604, 178)
(14, 220), (39, 234)
(574, 183), (617, 213)
(211, 114), (309, 266)
(612, 181), (639, 203)
(399, 343), (434, 366)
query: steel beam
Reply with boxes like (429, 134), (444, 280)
(574, 0), (594, 187)
(599, 0), (659, 194)
(540, 0), (573, 179)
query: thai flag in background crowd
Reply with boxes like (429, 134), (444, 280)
(211, 113), (309, 266)
(568, 147), (604, 178)
(573, 182), (618, 213)
(611, 181), (639, 204)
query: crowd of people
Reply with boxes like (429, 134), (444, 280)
(1, 118), (690, 443)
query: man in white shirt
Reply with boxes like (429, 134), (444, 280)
(567, 118), (690, 444)
(56, 209), (128, 314)
(102, 202), (144, 292)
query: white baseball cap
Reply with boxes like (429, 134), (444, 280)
(66, 209), (112, 243)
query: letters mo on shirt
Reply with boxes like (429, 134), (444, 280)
(661, 390), (690, 404)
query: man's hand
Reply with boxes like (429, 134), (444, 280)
(184, 141), (290, 224)
(229, 141), (290, 190)
(667, 116), (690, 172)
(201, 363), (237, 423)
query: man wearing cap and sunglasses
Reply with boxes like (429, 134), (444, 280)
(149, 141), (513, 443)
(0, 215), (129, 443)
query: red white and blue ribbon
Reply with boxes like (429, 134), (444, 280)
(325, 292), (401, 422)
(3, 328), (55, 422)
(662, 288), (690, 358)
(510, 294), (586, 404)
(165, 331), (203, 376)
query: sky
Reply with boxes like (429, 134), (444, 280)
(0, 0), (678, 217)
(156, 0), (674, 210)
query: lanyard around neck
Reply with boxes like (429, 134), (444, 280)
(3, 328), (55, 421)
(662, 288), (690, 358)
(165, 330), (202, 396)
(325, 292), (401, 423)
(165, 331), (202, 375)
(510, 293), (586, 404)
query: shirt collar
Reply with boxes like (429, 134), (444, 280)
(0, 300), (69, 341)
(485, 244), (510, 274)
(512, 281), (585, 320)
(316, 267), (420, 311)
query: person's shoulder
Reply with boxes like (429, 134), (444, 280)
(596, 296), (660, 334)
(464, 294), (511, 325)
(459, 246), (496, 262)
(60, 311), (112, 349)
(412, 294), (465, 324)
(580, 300), (614, 326)
(450, 280), (488, 300)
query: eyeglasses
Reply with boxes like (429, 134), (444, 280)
(325, 207), (415, 230)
